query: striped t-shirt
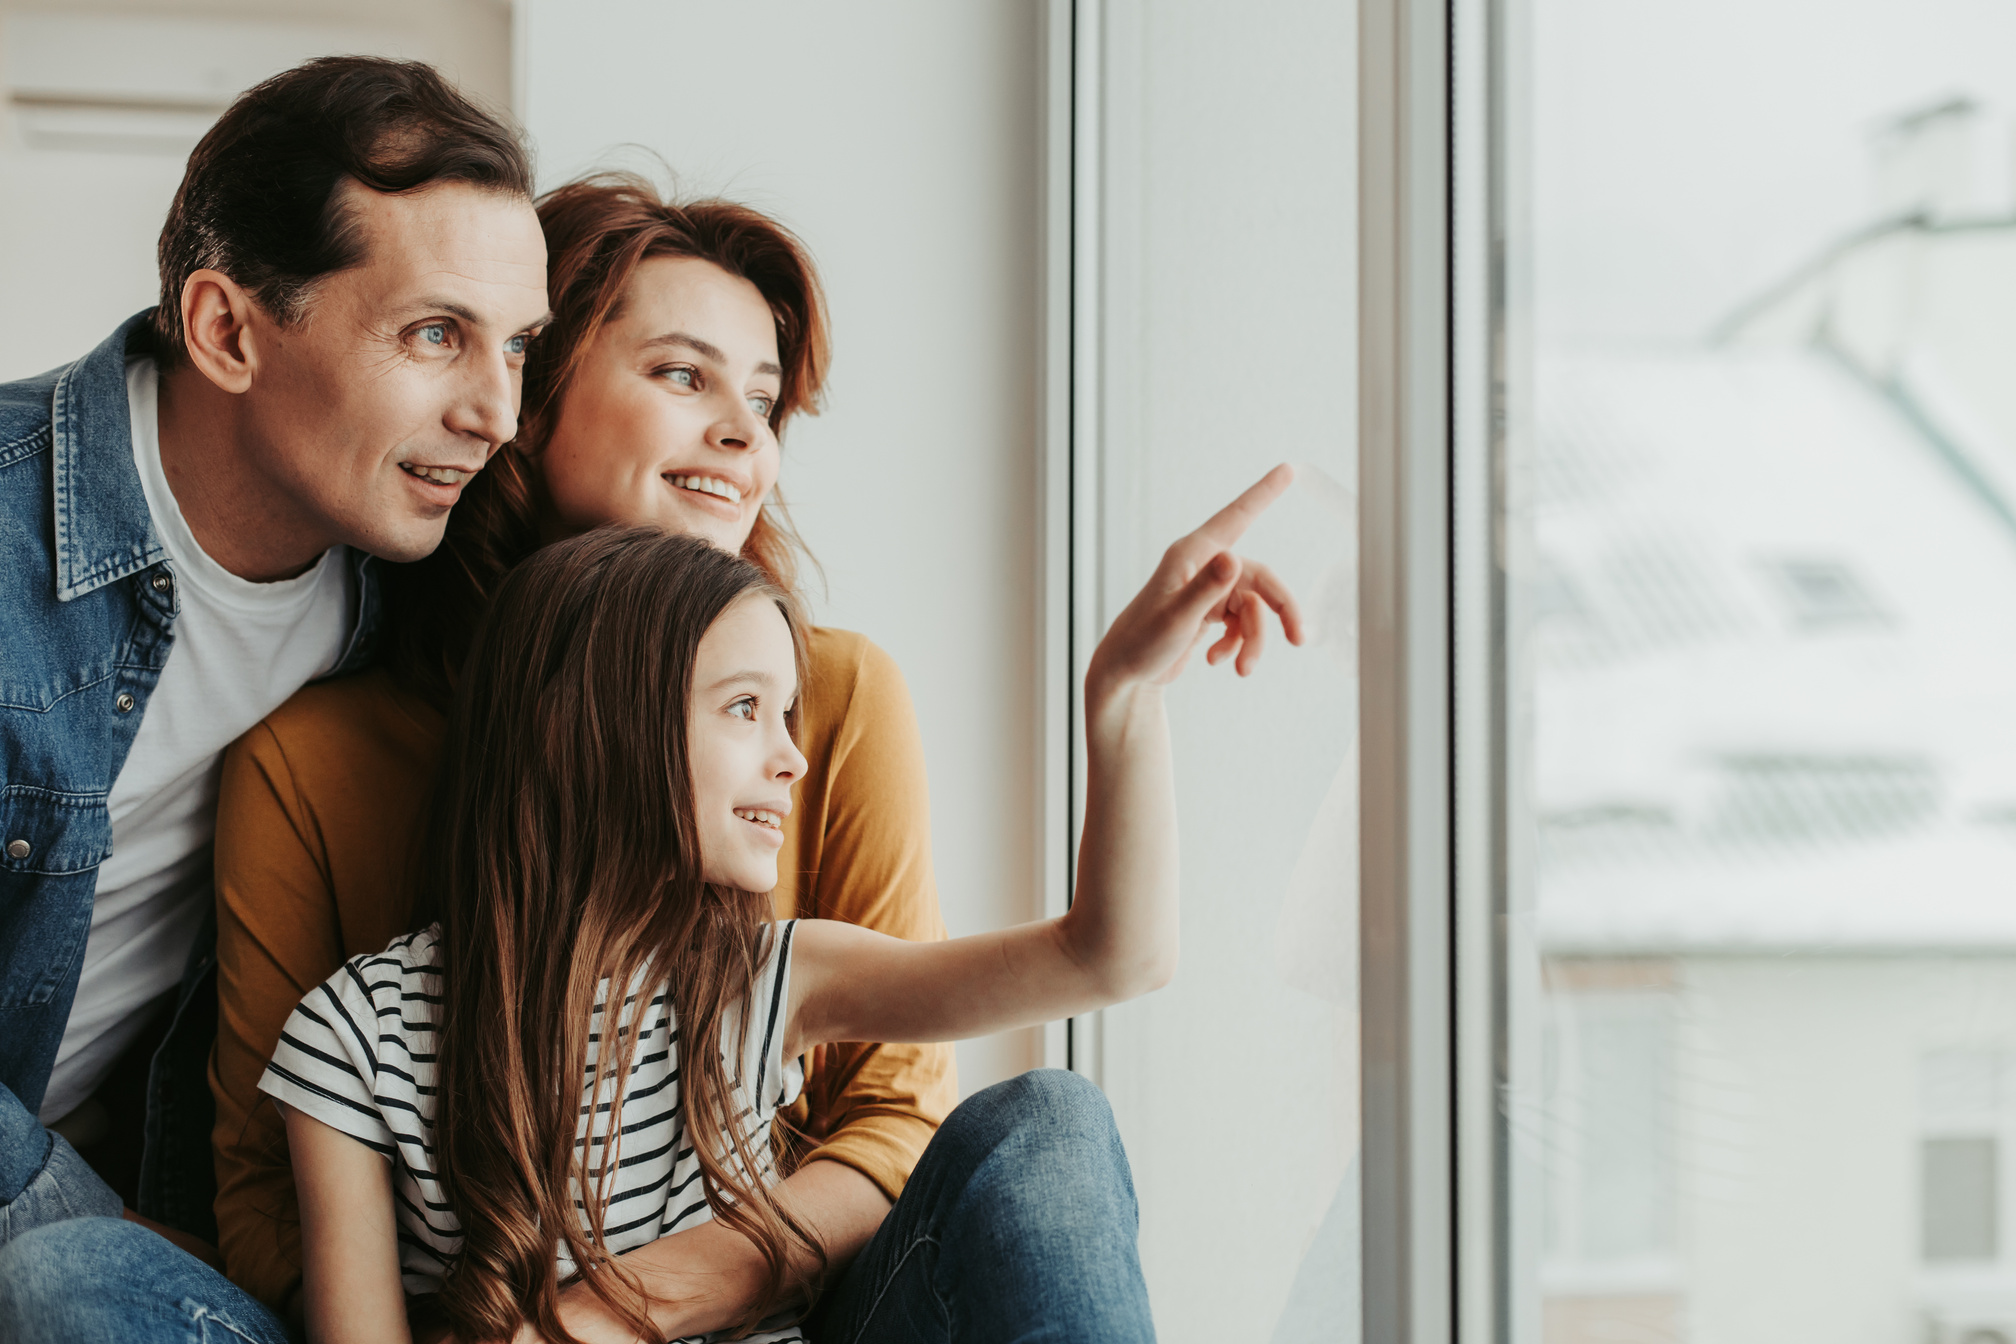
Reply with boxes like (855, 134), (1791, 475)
(260, 921), (804, 1344)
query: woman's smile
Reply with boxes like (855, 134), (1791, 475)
(662, 468), (751, 521)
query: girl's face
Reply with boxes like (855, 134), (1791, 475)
(538, 256), (783, 553)
(688, 592), (807, 893)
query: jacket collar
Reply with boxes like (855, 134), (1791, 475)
(52, 311), (163, 603)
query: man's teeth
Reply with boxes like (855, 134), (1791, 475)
(402, 464), (471, 485)
(734, 808), (782, 830)
(670, 474), (743, 505)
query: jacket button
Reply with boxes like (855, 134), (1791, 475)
(116, 692), (136, 713)
(5, 840), (27, 861)
(151, 572), (172, 594)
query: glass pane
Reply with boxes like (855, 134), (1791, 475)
(1499, 1), (2016, 1340)
(1090, 3), (1357, 1339)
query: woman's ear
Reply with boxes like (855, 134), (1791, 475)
(179, 268), (263, 395)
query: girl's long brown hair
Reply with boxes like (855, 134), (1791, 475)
(383, 171), (831, 706)
(421, 528), (818, 1343)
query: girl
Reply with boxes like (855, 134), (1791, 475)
(262, 470), (1289, 1344)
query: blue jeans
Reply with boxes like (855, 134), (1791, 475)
(0, 1080), (122, 1242)
(0, 1083), (290, 1343)
(0, 1068), (1148, 1343)
(807, 1069), (1155, 1343)
(0, 1219), (292, 1343)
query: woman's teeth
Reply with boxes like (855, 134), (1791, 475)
(669, 474), (743, 505)
(401, 463), (471, 485)
(734, 808), (782, 830)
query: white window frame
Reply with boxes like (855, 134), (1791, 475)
(1044, 2), (1485, 1337)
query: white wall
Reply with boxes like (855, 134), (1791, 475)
(1675, 958), (2016, 1344)
(517, 0), (1045, 1091)
(0, 0), (509, 381)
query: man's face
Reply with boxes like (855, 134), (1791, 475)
(236, 180), (550, 562)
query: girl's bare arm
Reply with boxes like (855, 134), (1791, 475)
(285, 1105), (412, 1344)
(787, 465), (1304, 1056)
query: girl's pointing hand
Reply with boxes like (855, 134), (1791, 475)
(1089, 463), (1307, 697)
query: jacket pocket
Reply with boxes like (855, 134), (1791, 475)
(0, 785), (111, 877)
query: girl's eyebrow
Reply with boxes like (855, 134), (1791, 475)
(704, 669), (779, 692)
(641, 331), (783, 378)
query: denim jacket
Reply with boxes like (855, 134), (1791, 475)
(0, 312), (378, 1235)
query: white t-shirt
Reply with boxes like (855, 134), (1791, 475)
(39, 358), (355, 1124)
(261, 922), (805, 1344)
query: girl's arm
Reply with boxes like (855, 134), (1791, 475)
(787, 464), (1303, 1056)
(285, 1104), (412, 1344)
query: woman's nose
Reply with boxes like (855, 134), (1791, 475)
(709, 397), (767, 452)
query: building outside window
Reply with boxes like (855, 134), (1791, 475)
(1503, 2), (2016, 1341)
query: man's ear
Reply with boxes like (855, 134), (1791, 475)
(179, 269), (263, 395)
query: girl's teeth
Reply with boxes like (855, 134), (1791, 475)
(734, 808), (781, 829)
(672, 475), (742, 505)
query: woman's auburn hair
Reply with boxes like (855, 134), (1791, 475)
(382, 170), (831, 706)
(417, 527), (820, 1344)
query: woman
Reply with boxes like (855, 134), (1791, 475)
(210, 173), (1298, 1338)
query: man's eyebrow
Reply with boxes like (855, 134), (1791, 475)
(642, 331), (783, 378)
(404, 299), (554, 332)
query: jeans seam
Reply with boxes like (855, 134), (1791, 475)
(836, 1231), (945, 1344)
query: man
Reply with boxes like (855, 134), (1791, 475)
(0, 56), (548, 1341)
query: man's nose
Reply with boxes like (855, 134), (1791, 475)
(445, 348), (520, 451)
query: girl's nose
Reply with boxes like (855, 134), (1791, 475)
(775, 735), (809, 782)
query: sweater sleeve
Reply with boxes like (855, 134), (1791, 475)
(784, 636), (959, 1200)
(209, 722), (343, 1309)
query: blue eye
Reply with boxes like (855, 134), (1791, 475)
(665, 366), (696, 387)
(505, 333), (529, 355)
(749, 394), (775, 418)
(418, 323), (448, 346)
(728, 696), (756, 720)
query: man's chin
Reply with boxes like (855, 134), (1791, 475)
(355, 516), (453, 565)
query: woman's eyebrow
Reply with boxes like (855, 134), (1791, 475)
(642, 331), (783, 378)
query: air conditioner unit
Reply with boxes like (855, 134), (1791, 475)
(1, 12), (410, 154)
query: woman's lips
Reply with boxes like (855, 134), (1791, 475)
(662, 473), (745, 519)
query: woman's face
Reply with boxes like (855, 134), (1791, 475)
(538, 256), (784, 552)
(688, 592), (806, 893)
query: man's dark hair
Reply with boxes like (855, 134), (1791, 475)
(153, 56), (534, 360)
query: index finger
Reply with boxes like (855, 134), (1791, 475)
(1193, 463), (1297, 547)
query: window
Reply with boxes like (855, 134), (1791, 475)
(1541, 973), (1678, 1284)
(1477, 0), (2016, 1340)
